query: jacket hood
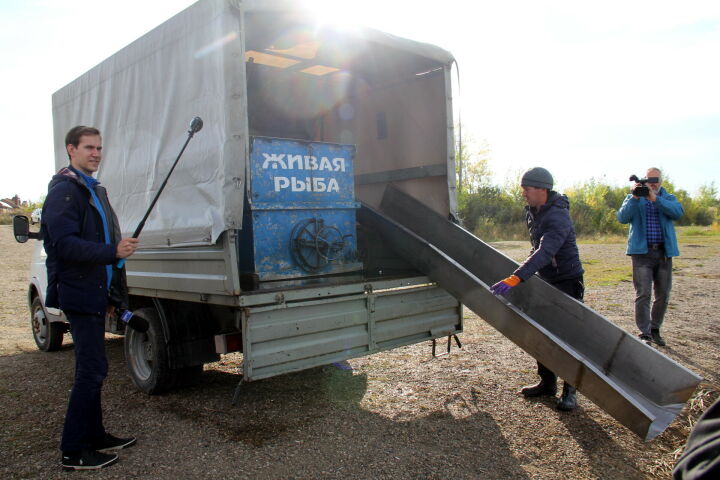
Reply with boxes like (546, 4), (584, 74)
(548, 191), (570, 210)
(49, 166), (101, 191)
(49, 166), (82, 189)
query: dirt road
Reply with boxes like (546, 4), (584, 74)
(1, 224), (718, 479)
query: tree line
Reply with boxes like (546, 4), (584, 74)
(456, 139), (720, 241)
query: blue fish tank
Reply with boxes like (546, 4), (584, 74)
(242, 137), (362, 281)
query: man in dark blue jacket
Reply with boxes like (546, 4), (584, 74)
(490, 167), (584, 411)
(617, 168), (683, 347)
(42, 126), (139, 470)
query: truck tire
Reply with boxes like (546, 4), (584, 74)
(123, 307), (175, 394)
(30, 296), (63, 352)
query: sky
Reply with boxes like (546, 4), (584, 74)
(1, 0), (718, 202)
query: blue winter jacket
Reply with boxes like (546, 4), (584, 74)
(616, 187), (683, 257)
(513, 191), (584, 283)
(41, 167), (128, 316)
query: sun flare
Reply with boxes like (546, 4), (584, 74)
(300, 0), (367, 32)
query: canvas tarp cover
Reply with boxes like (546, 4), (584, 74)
(51, 0), (456, 248)
(51, 0), (246, 247)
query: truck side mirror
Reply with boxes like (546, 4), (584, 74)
(13, 215), (42, 243)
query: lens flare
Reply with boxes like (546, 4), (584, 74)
(194, 32), (239, 59)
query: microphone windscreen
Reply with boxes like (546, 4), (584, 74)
(190, 116), (203, 133)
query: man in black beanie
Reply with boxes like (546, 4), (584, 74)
(490, 167), (584, 411)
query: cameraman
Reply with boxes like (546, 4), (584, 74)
(617, 168), (683, 346)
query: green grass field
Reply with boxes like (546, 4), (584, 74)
(581, 259), (633, 287)
(580, 225), (720, 287)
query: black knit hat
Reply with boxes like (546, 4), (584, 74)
(521, 167), (553, 190)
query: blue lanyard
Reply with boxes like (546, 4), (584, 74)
(75, 169), (113, 288)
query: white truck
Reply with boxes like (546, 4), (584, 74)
(15, 0), (462, 394)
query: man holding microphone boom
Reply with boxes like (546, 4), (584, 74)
(42, 126), (139, 470)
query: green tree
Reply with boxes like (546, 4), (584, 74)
(463, 141), (492, 195)
(455, 164), (718, 241)
(565, 179), (626, 236)
(695, 183), (719, 207)
(694, 183), (719, 225)
(455, 127), (492, 198)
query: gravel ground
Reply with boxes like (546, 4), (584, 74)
(1, 224), (718, 479)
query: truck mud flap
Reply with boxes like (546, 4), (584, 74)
(356, 184), (701, 441)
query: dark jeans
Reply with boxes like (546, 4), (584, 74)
(537, 275), (585, 382)
(61, 312), (108, 453)
(632, 250), (672, 336)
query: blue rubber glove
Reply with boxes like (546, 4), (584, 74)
(490, 275), (521, 296)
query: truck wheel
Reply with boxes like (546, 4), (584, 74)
(123, 307), (174, 394)
(30, 297), (63, 352)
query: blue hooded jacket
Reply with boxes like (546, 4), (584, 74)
(616, 187), (683, 257)
(513, 191), (584, 283)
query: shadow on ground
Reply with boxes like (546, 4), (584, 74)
(0, 337), (534, 479)
(2, 329), (680, 479)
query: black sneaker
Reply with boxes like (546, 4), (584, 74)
(90, 433), (137, 451)
(61, 449), (118, 471)
(651, 329), (666, 347)
(638, 334), (653, 346)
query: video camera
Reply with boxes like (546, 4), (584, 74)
(629, 174), (659, 197)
